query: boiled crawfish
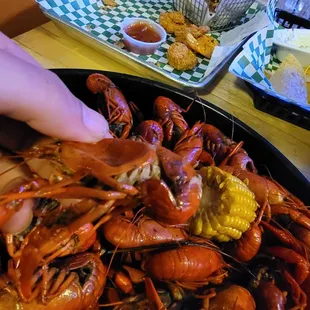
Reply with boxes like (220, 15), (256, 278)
(227, 225), (263, 263)
(4, 138), (156, 199)
(200, 285), (256, 310)
(174, 121), (203, 167)
(6, 199), (115, 302)
(132, 120), (164, 146)
(250, 265), (308, 310)
(251, 247), (308, 309)
(227, 220), (307, 263)
(250, 267), (287, 310)
(86, 73), (133, 138)
(200, 123), (240, 164)
(102, 215), (188, 248)
(154, 96), (191, 142)
(143, 244), (227, 288)
(266, 246), (309, 285)
(139, 146), (202, 225)
(222, 165), (310, 226)
(1, 252), (106, 309)
(226, 152), (257, 173)
(4, 202), (97, 260)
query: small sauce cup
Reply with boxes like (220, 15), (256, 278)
(120, 17), (167, 55)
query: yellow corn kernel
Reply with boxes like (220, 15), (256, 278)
(190, 166), (259, 242)
(191, 215), (203, 236)
(216, 234), (231, 242)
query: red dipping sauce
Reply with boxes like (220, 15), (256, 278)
(125, 22), (161, 43)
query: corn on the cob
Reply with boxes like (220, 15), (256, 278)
(116, 159), (161, 185)
(190, 166), (258, 242)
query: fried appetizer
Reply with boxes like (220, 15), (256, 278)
(103, 0), (117, 7)
(167, 42), (198, 71)
(159, 11), (186, 34)
(175, 24), (210, 43)
(185, 33), (219, 59)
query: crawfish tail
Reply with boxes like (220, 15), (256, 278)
(102, 216), (187, 248)
(143, 245), (224, 282)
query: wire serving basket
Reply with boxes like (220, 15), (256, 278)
(173, 0), (256, 30)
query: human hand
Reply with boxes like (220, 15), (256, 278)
(0, 31), (111, 150)
(0, 32), (111, 234)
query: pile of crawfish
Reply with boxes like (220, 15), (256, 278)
(0, 73), (309, 310)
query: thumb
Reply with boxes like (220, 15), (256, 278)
(0, 50), (111, 142)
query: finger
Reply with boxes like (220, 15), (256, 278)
(0, 199), (34, 234)
(0, 32), (42, 67)
(0, 152), (34, 234)
(0, 50), (112, 143)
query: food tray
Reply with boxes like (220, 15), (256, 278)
(247, 9), (310, 130)
(53, 68), (310, 203)
(37, 0), (263, 89)
(248, 52), (310, 130)
(229, 0), (310, 131)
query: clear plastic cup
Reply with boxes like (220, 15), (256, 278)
(120, 17), (167, 55)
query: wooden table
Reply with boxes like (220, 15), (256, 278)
(14, 21), (310, 181)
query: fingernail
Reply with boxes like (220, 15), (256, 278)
(83, 106), (110, 141)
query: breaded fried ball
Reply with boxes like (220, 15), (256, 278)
(159, 11), (186, 33)
(167, 11), (185, 24)
(167, 42), (197, 71)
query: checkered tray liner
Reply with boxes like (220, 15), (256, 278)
(36, 0), (262, 86)
(229, 0), (310, 111)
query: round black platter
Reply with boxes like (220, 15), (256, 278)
(52, 69), (310, 205)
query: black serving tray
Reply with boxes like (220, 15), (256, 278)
(247, 83), (310, 131)
(52, 69), (310, 205)
(274, 8), (310, 30)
